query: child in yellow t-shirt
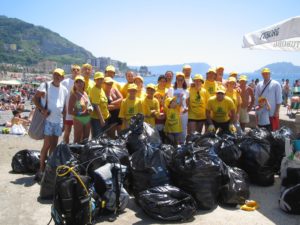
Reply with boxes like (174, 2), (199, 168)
(164, 96), (182, 146)
(119, 84), (143, 129)
(142, 84), (160, 127)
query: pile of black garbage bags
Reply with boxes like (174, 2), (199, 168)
(11, 114), (295, 222)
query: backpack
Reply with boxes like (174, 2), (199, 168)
(93, 163), (129, 213)
(279, 184), (300, 214)
(51, 166), (94, 225)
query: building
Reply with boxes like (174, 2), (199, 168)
(36, 60), (57, 73)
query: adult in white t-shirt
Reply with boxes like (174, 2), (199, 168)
(182, 64), (193, 88)
(167, 72), (189, 143)
(61, 64), (81, 143)
(33, 68), (68, 175)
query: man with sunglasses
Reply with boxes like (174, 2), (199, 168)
(61, 64), (81, 143)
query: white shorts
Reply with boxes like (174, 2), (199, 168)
(239, 108), (250, 124)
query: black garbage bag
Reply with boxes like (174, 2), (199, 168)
(247, 127), (274, 143)
(215, 134), (242, 167)
(125, 114), (162, 155)
(40, 144), (76, 199)
(79, 137), (129, 175)
(11, 149), (40, 173)
(189, 132), (221, 148)
(272, 126), (295, 172)
(219, 166), (250, 205)
(171, 144), (224, 210)
(239, 137), (275, 186)
(137, 185), (197, 221)
(159, 144), (175, 169)
(130, 144), (170, 195)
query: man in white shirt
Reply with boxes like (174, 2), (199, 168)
(182, 64), (193, 87)
(255, 68), (282, 131)
(61, 64), (81, 143)
(33, 68), (68, 176)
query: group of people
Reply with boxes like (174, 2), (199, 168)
(33, 63), (283, 178)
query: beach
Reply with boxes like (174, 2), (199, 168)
(1, 108), (300, 225)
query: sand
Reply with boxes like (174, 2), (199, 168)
(0, 109), (300, 225)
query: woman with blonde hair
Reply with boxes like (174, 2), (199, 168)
(68, 75), (93, 143)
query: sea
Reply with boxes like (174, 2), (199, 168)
(114, 73), (300, 86)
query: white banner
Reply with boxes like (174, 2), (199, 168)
(242, 16), (300, 51)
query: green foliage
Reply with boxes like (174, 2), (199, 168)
(0, 15), (94, 65)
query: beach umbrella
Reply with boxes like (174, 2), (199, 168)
(243, 16), (300, 51)
(0, 79), (22, 85)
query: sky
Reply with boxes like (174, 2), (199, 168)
(1, 0), (300, 73)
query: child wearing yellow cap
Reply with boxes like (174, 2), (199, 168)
(119, 84), (143, 129)
(164, 96), (182, 146)
(142, 84), (160, 127)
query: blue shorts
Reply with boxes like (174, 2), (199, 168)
(44, 120), (62, 137)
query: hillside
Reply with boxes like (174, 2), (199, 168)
(137, 62), (211, 75)
(0, 15), (94, 65)
(254, 62), (300, 74)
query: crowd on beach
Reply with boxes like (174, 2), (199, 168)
(24, 63), (284, 180)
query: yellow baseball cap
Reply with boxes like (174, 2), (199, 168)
(216, 66), (224, 71)
(127, 83), (138, 90)
(183, 64), (192, 70)
(207, 68), (216, 74)
(165, 96), (176, 107)
(146, 83), (156, 90)
(239, 75), (248, 81)
(94, 72), (104, 80)
(176, 72), (185, 78)
(74, 75), (85, 82)
(82, 63), (92, 69)
(229, 71), (238, 77)
(134, 75), (144, 82)
(261, 68), (270, 73)
(104, 77), (114, 84)
(193, 74), (204, 82)
(216, 86), (226, 94)
(227, 77), (237, 83)
(53, 68), (65, 76)
(105, 65), (115, 72)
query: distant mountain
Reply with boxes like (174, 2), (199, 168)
(0, 15), (94, 65)
(254, 62), (300, 74)
(131, 63), (211, 75)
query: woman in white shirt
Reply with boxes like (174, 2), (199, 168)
(167, 72), (189, 143)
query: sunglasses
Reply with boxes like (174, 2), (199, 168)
(72, 69), (80, 72)
(177, 78), (184, 82)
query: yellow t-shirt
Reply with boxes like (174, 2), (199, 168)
(121, 83), (130, 98)
(84, 79), (95, 95)
(119, 98), (143, 121)
(188, 87), (209, 120)
(164, 106), (182, 133)
(204, 80), (217, 98)
(89, 86), (110, 120)
(166, 83), (173, 89)
(207, 96), (235, 123)
(142, 97), (160, 126)
(113, 80), (123, 92)
(136, 90), (147, 100)
(155, 85), (167, 98)
(226, 89), (240, 112)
